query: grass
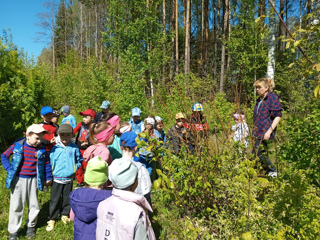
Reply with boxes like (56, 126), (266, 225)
(0, 167), (74, 240)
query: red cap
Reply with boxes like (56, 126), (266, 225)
(79, 109), (96, 118)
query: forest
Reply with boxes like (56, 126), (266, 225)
(1, 0), (320, 239)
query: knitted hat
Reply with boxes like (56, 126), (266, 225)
(84, 156), (108, 186)
(109, 158), (138, 189)
(60, 106), (70, 115)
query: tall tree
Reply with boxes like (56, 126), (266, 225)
(266, 0), (276, 81)
(220, 0), (229, 93)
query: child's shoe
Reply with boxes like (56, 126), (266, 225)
(8, 232), (18, 240)
(26, 227), (36, 239)
(46, 220), (55, 232)
(61, 215), (71, 224)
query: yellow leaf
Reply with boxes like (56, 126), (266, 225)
(285, 42), (290, 49)
(314, 84), (320, 99)
(288, 63), (295, 68)
(255, 17), (261, 23)
(154, 179), (161, 190)
(241, 232), (253, 240)
(312, 63), (320, 71)
(294, 40), (301, 47)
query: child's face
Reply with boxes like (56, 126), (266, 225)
(27, 132), (45, 147)
(59, 132), (73, 146)
(83, 115), (93, 125)
(176, 118), (185, 128)
(105, 133), (115, 145)
(132, 116), (140, 122)
(52, 116), (59, 125)
(102, 108), (109, 113)
(42, 113), (53, 123)
(156, 122), (164, 131)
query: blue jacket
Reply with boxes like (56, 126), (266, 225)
(128, 119), (144, 134)
(61, 114), (77, 129)
(1, 138), (51, 191)
(70, 188), (112, 240)
(50, 141), (82, 180)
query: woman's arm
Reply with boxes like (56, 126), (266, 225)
(263, 116), (281, 140)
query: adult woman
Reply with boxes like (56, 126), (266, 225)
(253, 78), (282, 177)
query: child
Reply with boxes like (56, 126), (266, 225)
(46, 124), (82, 232)
(39, 106), (58, 152)
(94, 100), (111, 123)
(60, 105), (77, 129)
(74, 109), (96, 188)
(155, 116), (165, 141)
(52, 110), (60, 130)
(128, 107), (144, 134)
(83, 121), (115, 188)
(96, 157), (156, 240)
(101, 113), (122, 160)
(231, 111), (249, 147)
(1, 124), (52, 240)
(166, 112), (193, 155)
(120, 131), (152, 204)
(70, 156), (112, 240)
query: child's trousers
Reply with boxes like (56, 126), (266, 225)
(48, 181), (73, 220)
(8, 176), (40, 233)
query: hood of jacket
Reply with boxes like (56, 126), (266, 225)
(70, 188), (112, 223)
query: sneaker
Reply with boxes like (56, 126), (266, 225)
(75, 183), (84, 189)
(61, 215), (70, 224)
(26, 227), (36, 239)
(46, 220), (55, 232)
(268, 171), (278, 178)
(8, 232), (18, 240)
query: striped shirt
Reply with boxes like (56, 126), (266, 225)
(2, 142), (49, 178)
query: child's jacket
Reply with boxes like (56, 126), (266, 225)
(50, 141), (82, 180)
(96, 188), (156, 240)
(128, 119), (144, 134)
(1, 137), (51, 190)
(70, 188), (112, 240)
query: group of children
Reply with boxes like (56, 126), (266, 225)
(1, 100), (249, 240)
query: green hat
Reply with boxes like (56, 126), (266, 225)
(84, 156), (108, 186)
(108, 158), (138, 189)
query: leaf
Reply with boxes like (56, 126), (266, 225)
(285, 42), (290, 49)
(156, 169), (162, 176)
(241, 232), (253, 240)
(255, 17), (261, 23)
(314, 84), (320, 99)
(294, 40), (301, 47)
(154, 179), (161, 190)
(288, 63), (295, 68)
(312, 63), (320, 71)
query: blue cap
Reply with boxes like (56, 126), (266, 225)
(131, 107), (141, 117)
(60, 106), (70, 114)
(41, 106), (53, 116)
(120, 132), (138, 149)
(192, 103), (203, 111)
(100, 101), (111, 109)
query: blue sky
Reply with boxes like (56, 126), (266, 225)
(0, 0), (49, 60)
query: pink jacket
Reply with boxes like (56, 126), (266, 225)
(83, 144), (113, 187)
(96, 188), (156, 240)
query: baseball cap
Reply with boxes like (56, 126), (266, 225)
(192, 103), (204, 111)
(131, 107), (141, 117)
(60, 106), (70, 115)
(175, 112), (186, 119)
(40, 106), (53, 116)
(58, 124), (73, 134)
(80, 109), (96, 118)
(155, 116), (163, 122)
(53, 110), (60, 117)
(100, 101), (111, 109)
(120, 132), (138, 149)
(26, 124), (48, 134)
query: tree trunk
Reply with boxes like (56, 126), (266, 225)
(51, 0), (55, 73)
(213, 0), (220, 89)
(80, 2), (83, 59)
(64, 0), (67, 60)
(220, 0), (229, 93)
(201, 0), (204, 61)
(95, 4), (98, 58)
(278, 0), (284, 52)
(175, 0), (179, 75)
(204, 0), (209, 73)
(170, 0), (175, 82)
(267, 0), (276, 81)
(184, 0), (191, 76)
(163, 0), (166, 83)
